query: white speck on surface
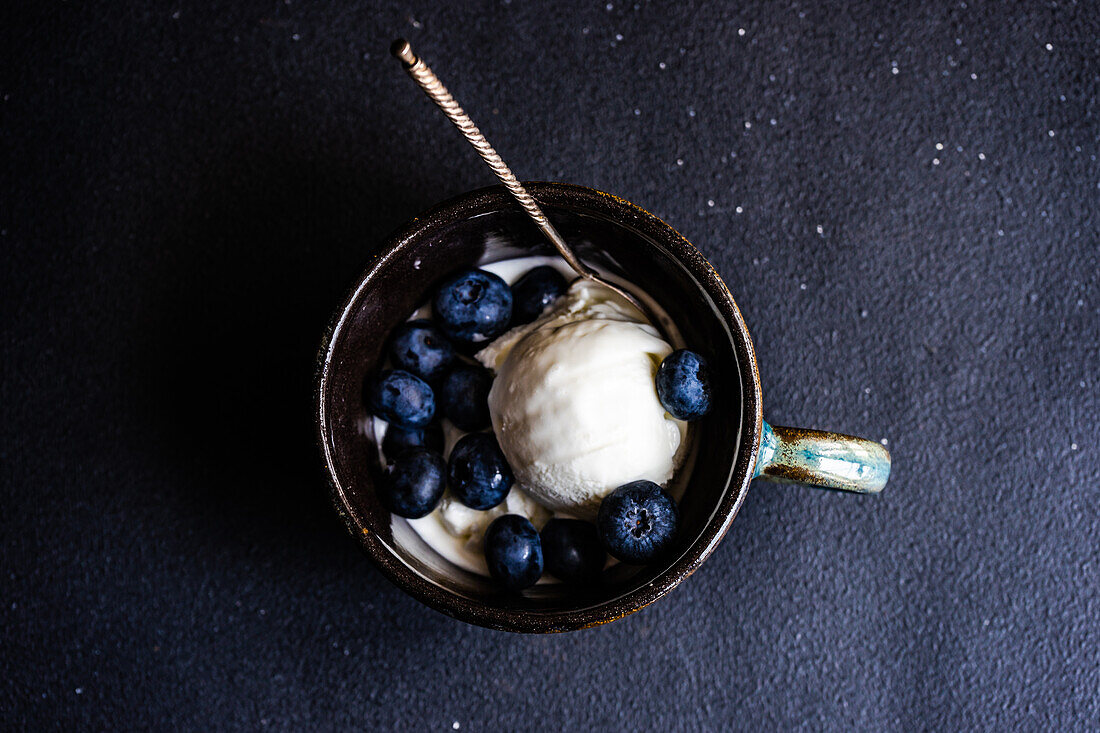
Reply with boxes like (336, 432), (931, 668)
(1048, 129), (1055, 137)
(978, 152), (986, 160)
(735, 206), (743, 214)
(955, 37), (962, 45)
(881, 438), (889, 446)
(171, 10), (180, 19)
(615, 33), (623, 41)
(633, 108), (640, 116)
(744, 121), (752, 129)
(453, 724), (461, 730)
(75, 688), (83, 695)
(800, 283), (807, 290)
(687, 107), (695, 117)
(606, 2), (613, 9)
(997, 229), (1005, 236)
(935, 142), (944, 150)
(707, 199), (715, 207)
(410, 17), (422, 28)
(582, 26), (590, 34)
(658, 61), (666, 69)
(956, 145), (963, 152)
(971, 72), (978, 80)
(292, 33), (300, 41)
(891, 66), (899, 75)
(1045, 42), (1053, 51)
(816, 224), (824, 234)
(861, 309), (868, 318)
(769, 118), (777, 125)
(1071, 443), (1078, 450)
(413, 258), (422, 269)
(933, 158), (941, 165)
(675, 158), (683, 166)
(738, 28), (746, 36)
(863, 387), (872, 394)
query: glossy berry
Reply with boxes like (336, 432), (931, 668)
(485, 514), (543, 591)
(366, 369), (435, 428)
(540, 518), (606, 585)
(597, 480), (679, 564)
(377, 447), (446, 518)
(439, 364), (493, 431)
(655, 349), (713, 420)
(511, 265), (567, 325)
(447, 432), (514, 510)
(388, 319), (455, 382)
(382, 422), (443, 460)
(433, 269), (513, 346)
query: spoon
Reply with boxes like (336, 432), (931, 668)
(390, 38), (652, 318)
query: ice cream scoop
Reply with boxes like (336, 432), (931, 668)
(478, 280), (687, 519)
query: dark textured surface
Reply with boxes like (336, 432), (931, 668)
(2, 0), (1098, 729)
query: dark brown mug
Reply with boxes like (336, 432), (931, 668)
(317, 182), (890, 633)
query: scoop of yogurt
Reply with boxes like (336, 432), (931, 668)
(478, 279), (687, 519)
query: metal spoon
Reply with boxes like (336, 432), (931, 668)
(390, 38), (651, 317)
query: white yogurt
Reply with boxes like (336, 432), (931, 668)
(376, 254), (695, 577)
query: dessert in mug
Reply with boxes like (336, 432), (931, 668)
(367, 254), (713, 590)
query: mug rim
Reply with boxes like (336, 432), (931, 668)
(316, 182), (764, 632)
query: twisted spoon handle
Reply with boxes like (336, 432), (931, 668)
(390, 38), (596, 280)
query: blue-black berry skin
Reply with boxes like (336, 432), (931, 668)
(597, 480), (679, 564)
(388, 319), (455, 382)
(433, 269), (513, 346)
(439, 364), (493, 431)
(377, 447), (446, 518)
(366, 369), (435, 428)
(381, 422), (443, 460)
(485, 514), (544, 591)
(511, 265), (567, 325)
(447, 433), (514, 510)
(540, 518), (606, 585)
(655, 349), (713, 421)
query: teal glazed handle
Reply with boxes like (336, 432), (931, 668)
(753, 422), (891, 494)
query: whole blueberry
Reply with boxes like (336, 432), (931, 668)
(377, 447), (446, 518)
(655, 349), (713, 420)
(485, 514), (543, 591)
(388, 319), (455, 382)
(597, 480), (679, 564)
(381, 422), (444, 460)
(511, 265), (568, 325)
(433, 269), (513, 346)
(439, 364), (493, 431)
(447, 432), (514, 510)
(366, 369), (435, 428)
(540, 518), (606, 585)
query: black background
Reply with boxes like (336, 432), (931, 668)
(3, 1), (1098, 729)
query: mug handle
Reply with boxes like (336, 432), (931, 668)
(753, 421), (891, 494)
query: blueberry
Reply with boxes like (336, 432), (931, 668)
(388, 319), (455, 382)
(597, 480), (679, 564)
(433, 269), (513, 346)
(485, 514), (543, 591)
(381, 422), (443, 460)
(377, 447), (446, 518)
(511, 265), (568, 325)
(655, 349), (713, 420)
(439, 364), (493, 431)
(447, 432), (514, 510)
(366, 369), (435, 428)
(540, 518), (606, 585)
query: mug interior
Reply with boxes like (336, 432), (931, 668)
(318, 183), (760, 632)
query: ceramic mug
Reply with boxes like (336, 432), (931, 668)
(317, 182), (890, 633)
